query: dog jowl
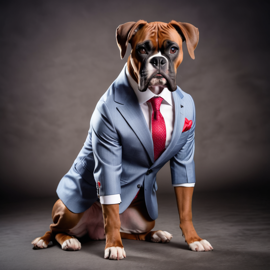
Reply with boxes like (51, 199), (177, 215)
(32, 20), (213, 260)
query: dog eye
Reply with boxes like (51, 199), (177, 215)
(139, 48), (147, 54)
(170, 47), (178, 54)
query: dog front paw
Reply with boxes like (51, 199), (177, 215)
(104, 247), (126, 260)
(151, 230), (173, 243)
(189, 239), (213, 252)
(62, 238), (81, 251)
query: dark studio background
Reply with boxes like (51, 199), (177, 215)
(0, 0), (270, 197)
(0, 0), (270, 269)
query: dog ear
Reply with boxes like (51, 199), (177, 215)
(116, 20), (147, 59)
(169, 20), (199, 59)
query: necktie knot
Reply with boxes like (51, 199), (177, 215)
(148, 97), (163, 112)
(148, 97), (163, 120)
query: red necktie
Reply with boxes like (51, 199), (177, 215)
(148, 97), (166, 161)
(133, 97), (166, 200)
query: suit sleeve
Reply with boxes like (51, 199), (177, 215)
(170, 95), (196, 185)
(91, 100), (122, 201)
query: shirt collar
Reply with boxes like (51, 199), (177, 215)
(125, 65), (172, 106)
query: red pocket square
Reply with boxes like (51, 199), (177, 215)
(182, 118), (193, 132)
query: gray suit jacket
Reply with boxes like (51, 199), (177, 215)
(56, 65), (196, 220)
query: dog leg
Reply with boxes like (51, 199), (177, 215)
(32, 199), (84, 250)
(50, 199), (84, 251)
(174, 186), (213, 251)
(102, 204), (126, 260)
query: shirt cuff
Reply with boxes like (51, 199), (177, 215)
(99, 194), (121, 204)
(173, 183), (195, 187)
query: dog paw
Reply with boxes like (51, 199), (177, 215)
(189, 239), (213, 252)
(151, 230), (173, 243)
(104, 247), (126, 260)
(62, 238), (81, 251)
(32, 237), (48, 249)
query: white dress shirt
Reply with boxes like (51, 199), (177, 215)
(99, 66), (195, 205)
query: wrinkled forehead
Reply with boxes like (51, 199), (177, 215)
(131, 22), (182, 49)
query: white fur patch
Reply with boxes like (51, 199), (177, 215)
(31, 237), (48, 249)
(62, 238), (81, 251)
(189, 239), (213, 252)
(148, 51), (168, 62)
(151, 231), (173, 243)
(104, 247), (126, 260)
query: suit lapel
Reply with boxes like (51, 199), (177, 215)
(114, 65), (154, 163)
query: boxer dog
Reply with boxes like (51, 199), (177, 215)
(32, 20), (213, 260)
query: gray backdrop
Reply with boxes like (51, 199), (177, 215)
(1, 0), (269, 199)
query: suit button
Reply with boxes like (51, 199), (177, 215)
(137, 184), (141, 188)
(146, 169), (153, 175)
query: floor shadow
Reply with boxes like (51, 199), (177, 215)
(165, 241), (190, 250)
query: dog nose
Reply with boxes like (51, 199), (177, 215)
(150, 57), (166, 69)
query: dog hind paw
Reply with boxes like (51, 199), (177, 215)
(62, 238), (81, 251)
(32, 237), (48, 249)
(151, 230), (173, 243)
(189, 239), (213, 252)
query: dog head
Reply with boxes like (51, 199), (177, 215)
(116, 20), (199, 92)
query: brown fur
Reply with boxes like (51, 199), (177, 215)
(102, 204), (124, 249)
(32, 200), (84, 248)
(121, 230), (158, 241)
(50, 199), (84, 233)
(174, 187), (202, 244)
